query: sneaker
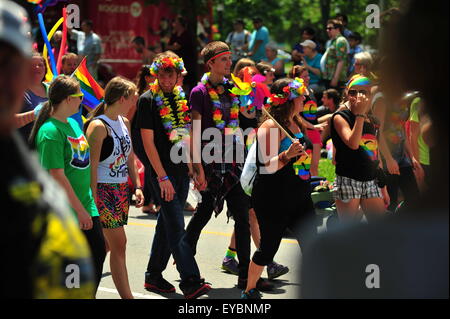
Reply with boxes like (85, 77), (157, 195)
(241, 288), (262, 299)
(237, 277), (274, 292)
(180, 277), (212, 299)
(221, 257), (239, 275)
(144, 273), (175, 293)
(267, 261), (289, 280)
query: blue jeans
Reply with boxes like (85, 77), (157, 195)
(146, 174), (201, 282)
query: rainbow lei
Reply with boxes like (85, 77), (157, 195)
(150, 57), (185, 76)
(150, 80), (191, 145)
(201, 72), (240, 131)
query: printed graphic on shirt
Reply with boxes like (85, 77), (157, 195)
(360, 133), (378, 161)
(293, 148), (312, 180)
(109, 135), (131, 178)
(303, 100), (318, 121)
(67, 135), (90, 169)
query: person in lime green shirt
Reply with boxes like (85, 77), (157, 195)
(409, 97), (430, 190)
(30, 75), (106, 294)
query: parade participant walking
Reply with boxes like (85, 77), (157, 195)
(330, 75), (389, 220)
(186, 41), (272, 292)
(1, 1), (96, 298)
(29, 75), (106, 294)
(242, 77), (317, 299)
(221, 66), (288, 281)
(136, 51), (211, 299)
(225, 19), (251, 67)
(84, 77), (144, 299)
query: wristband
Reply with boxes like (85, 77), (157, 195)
(158, 176), (169, 183)
(355, 114), (366, 119)
(135, 186), (143, 191)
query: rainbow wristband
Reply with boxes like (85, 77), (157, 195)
(158, 176), (169, 183)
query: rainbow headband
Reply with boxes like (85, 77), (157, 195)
(150, 57), (185, 76)
(206, 50), (231, 64)
(266, 77), (307, 106)
(347, 75), (372, 88)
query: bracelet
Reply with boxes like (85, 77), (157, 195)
(355, 114), (366, 119)
(158, 176), (169, 183)
(135, 186), (143, 191)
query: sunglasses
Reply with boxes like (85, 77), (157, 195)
(348, 89), (369, 97)
(326, 27), (335, 31)
(70, 92), (84, 99)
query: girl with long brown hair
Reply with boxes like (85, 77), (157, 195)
(242, 77), (317, 299)
(84, 76), (144, 299)
(30, 75), (106, 294)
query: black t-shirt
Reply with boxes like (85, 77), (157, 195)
(135, 90), (188, 178)
(331, 109), (379, 181)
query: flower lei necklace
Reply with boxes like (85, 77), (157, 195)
(201, 72), (240, 131)
(150, 80), (190, 145)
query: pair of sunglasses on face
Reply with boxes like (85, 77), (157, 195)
(348, 89), (369, 97)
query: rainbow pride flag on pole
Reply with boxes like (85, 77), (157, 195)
(72, 57), (104, 109)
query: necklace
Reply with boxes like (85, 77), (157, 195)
(150, 80), (190, 145)
(200, 72), (240, 131)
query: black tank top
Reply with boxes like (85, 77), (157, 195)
(330, 109), (379, 181)
(254, 125), (312, 195)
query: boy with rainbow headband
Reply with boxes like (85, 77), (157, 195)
(136, 51), (211, 299)
(330, 74), (389, 221)
(185, 41), (273, 292)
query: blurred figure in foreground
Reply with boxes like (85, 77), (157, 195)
(301, 0), (448, 299)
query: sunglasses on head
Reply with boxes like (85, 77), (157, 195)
(348, 89), (368, 97)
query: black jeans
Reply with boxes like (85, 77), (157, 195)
(82, 217), (106, 293)
(185, 183), (251, 280)
(386, 165), (420, 212)
(146, 174), (201, 282)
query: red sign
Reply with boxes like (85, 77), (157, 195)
(87, 0), (174, 80)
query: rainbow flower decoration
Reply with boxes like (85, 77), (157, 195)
(150, 57), (185, 76)
(264, 77), (307, 109)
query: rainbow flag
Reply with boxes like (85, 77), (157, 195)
(72, 58), (104, 109)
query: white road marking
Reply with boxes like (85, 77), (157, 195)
(97, 287), (168, 299)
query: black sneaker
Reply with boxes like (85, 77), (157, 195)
(237, 277), (274, 291)
(144, 273), (175, 293)
(241, 288), (262, 299)
(180, 277), (212, 299)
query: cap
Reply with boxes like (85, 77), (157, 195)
(0, 1), (32, 57)
(300, 40), (316, 50)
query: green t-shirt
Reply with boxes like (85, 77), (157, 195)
(409, 97), (430, 165)
(36, 117), (99, 218)
(324, 35), (349, 82)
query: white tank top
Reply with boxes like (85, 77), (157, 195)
(96, 114), (132, 184)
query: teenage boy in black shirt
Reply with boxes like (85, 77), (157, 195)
(136, 51), (211, 299)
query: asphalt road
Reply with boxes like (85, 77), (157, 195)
(96, 191), (308, 300)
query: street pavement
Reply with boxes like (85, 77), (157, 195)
(96, 191), (308, 299)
